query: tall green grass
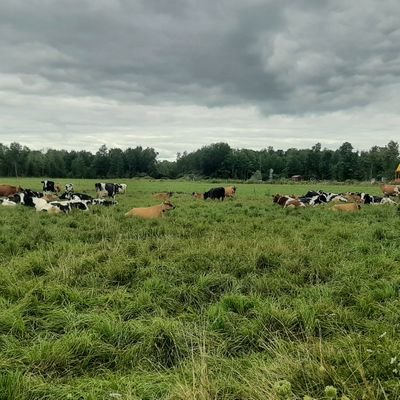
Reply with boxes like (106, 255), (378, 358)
(0, 178), (399, 399)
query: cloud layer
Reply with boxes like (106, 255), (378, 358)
(1, 0), (399, 159)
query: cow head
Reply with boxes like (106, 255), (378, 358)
(162, 201), (175, 211)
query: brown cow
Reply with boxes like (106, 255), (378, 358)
(152, 192), (173, 201)
(343, 193), (363, 203)
(380, 184), (400, 197)
(272, 194), (305, 208)
(331, 203), (361, 212)
(0, 185), (23, 197)
(125, 201), (176, 219)
(42, 194), (60, 202)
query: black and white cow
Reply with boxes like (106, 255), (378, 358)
(65, 183), (74, 193)
(91, 199), (118, 207)
(95, 182), (118, 198)
(41, 180), (60, 193)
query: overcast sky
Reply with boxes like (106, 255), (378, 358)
(1, 0), (399, 160)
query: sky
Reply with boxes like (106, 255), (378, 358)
(0, 0), (399, 160)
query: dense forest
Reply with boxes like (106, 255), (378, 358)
(0, 141), (399, 181)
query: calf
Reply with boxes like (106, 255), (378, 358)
(125, 201), (175, 219)
(204, 187), (225, 201)
(0, 184), (23, 197)
(331, 203), (361, 212)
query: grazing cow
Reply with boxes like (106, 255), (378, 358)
(192, 192), (204, 199)
(125, 201), (175, 219)
(380, 184), (400, 196)
(204, 187), (225, 201)
(224, 186), (237, 198)
(153, 192), (173, 201)
(65, 183), (74, 193)
(95, 182), (118, 198)
(0, 184), (23, 197)
(41, 180), (60, 193)
(331, 203), (361, 212)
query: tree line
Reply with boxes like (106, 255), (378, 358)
(0, 141), (399, 181)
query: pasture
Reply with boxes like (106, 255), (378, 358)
(0, 178), (399, 400)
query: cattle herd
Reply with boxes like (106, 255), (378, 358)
(273, 185), (400, 212)
(0, 181), (399, 217)
(0, 180), (123, 214)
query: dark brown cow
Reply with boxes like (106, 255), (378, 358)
(0, 184), (23, 197)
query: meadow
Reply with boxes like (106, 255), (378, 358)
(0, 178), (399, 400)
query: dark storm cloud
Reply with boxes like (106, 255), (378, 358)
(0, 0), (399, 157)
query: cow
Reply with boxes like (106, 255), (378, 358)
(95, 183), (118, 198)
(272, 194), (305, 208)
(0, 184), (23, 197)
(331, 203), (361, 212)
(224, 186), (237, 198)
(65, 183), (74, 193)
(192, 192), (204, 199)
(204, 187), (225, 201)
(41, 180), (60, 193)
(343, 193), (363, 203)
(125, 201), (175, 219)
(153, 192), (173, 201)
(380, 184), (400, 197)
(33, 198), (63, 214)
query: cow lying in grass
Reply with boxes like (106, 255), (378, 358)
(125, 201), (175, 219)
(331, 203), (361, 212)
(272, 194), (305, 208)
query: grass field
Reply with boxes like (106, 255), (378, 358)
(1, 178), (399, 400)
